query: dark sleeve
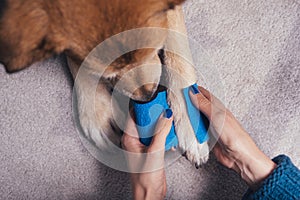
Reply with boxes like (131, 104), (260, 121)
(242, 155), (300, 200)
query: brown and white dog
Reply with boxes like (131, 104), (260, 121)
(0, 0), (209, 167)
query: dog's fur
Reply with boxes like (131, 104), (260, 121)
(0, 0), (209, 166)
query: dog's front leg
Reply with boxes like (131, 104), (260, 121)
(163, 6), (209, 167)
(67, 57), (122, 151)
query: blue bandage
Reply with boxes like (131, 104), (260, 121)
(182, 83), (209, 143)
(132, 84), (209, 151)
(132, 91), (177, 151)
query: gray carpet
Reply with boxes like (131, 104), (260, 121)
(1, 0), (300, 199)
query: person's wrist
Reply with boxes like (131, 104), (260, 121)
(133, 187), (165, 200)
(131, 177), (148, 200)
(218, 128), (277, 189)
(233, 147), (277, 189)
(130, 174), (166, 200)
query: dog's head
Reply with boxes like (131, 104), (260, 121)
(0, 0), (186, 101)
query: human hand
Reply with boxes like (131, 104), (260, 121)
(189, 86), (276, 189)
(122, 109), (173, 200)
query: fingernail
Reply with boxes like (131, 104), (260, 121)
(191, 83), (200, 94)
(165, 108), (173, 119)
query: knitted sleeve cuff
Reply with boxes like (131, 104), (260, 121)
(242, 154), (300, 200)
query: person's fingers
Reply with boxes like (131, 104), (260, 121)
(213, 143), (239, 171)
(199, 86), (226, 110)
(189, 87), (212, 118)
(134, 109), (173, 172)
(189, 86), (228, 122)
(198, 86), (212, 101)
(124, 111), (139, 138)
(122, 112), (145, 153)
(148, 109), (174, 152)
(213, 143), (230, 166)
(122, 134), (145, 153)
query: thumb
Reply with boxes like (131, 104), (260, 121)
(148, 109), (174, 152)
(189, 86), (212, 118)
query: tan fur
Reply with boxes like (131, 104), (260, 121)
(0, 0), (184, 71)
(0, 0), (209, 166)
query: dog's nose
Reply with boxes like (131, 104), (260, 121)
(132, 83), (158, 102)
(142, 84), (156, 95)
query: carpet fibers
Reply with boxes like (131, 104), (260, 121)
(1, 0), (299, 199)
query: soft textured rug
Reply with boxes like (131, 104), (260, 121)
(1, 0), (299, 199)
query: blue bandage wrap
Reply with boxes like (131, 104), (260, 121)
(132, 91), (178, 151)
(132, 84), (209, 151)
(182, 84), (209, 143)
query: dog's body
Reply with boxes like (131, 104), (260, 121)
(0, 0), (209, 166)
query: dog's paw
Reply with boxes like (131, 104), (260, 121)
(167, 90), (210, 168)
(184, 141), (209, 168)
